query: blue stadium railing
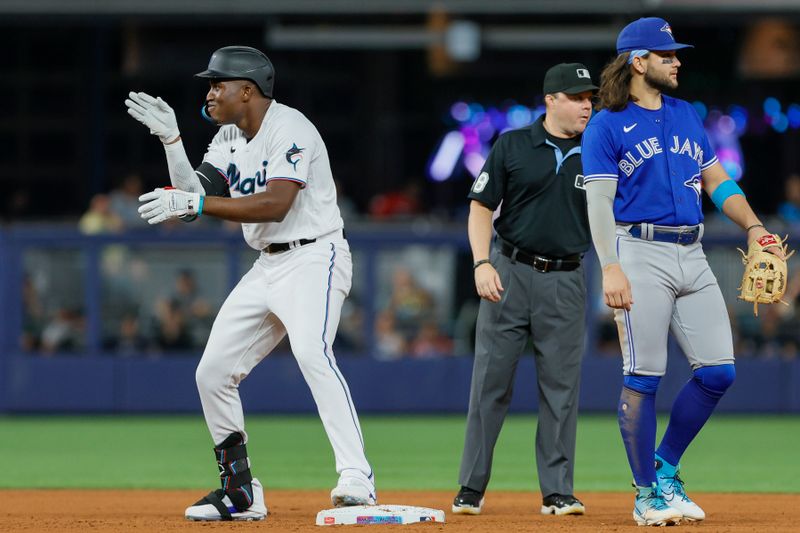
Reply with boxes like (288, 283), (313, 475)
(1, 225), (799, 413)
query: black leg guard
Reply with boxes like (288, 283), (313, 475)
(214, 432), (254, 512)
(192, 490), (233, 520)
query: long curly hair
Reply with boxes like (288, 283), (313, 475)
(596, 53), (638, 112)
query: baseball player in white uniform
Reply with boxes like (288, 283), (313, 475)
(125, 46), (376, 521)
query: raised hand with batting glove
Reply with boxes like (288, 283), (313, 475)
(125, 92), (181, 144)
(138, 187), (203, 225)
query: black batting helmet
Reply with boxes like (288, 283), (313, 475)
(195, 46), (275, 98)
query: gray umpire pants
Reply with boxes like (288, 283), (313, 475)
(458, 247), (586, 497)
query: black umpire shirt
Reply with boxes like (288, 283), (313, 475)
(467, 114), (591, 258)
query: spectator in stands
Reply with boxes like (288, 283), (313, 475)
(97, 235), (148, 353)
(368, 182), (423, 220)
(79, 194), (124, 234)
(410, 320), (453, 358)
(149, 270), (212, 351)
(747, 304), (796, 358)
(152, 298), (193, 351)
(113, 313), (149, 355)
(336, 298), (365, 352)
(110, 172), (149, 229)
(764, 268), (800, 359)
(335, 179), (361, 225)
(386, 266), (436, 342)
(21, 274), (44, 351)
(595, 305), (620, 356)
(734, 292), (799, 358)
(40, 307), (84, 353)
(374, 310), (406, 360)
(778, 173), (800, 224)
(170, 269), (213, 347)
(452, 298), (480, 356)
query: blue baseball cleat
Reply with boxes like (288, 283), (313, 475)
(655, 454), (706, 522)
(633, 482), (682, 527)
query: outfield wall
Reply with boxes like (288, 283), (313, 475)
(2, 226), (800, 413)
(3, 352), (799, 413)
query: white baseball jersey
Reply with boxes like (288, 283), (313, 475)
(202, 101), (343, 250)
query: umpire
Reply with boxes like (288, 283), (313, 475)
(453, 63), (597, 517)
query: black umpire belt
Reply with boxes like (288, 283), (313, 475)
(499, 242), (581, 273)
(626, 223), (703, 245)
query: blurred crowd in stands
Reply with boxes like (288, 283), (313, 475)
(22, 266), (214, 355)
(14, 172), (800, 360)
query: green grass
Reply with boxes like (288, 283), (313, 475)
(1, 414), (798, 492)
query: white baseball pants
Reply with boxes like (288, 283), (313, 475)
(195, 235), (372, 481)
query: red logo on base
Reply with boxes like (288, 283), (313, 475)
(324, 516), (335, 524)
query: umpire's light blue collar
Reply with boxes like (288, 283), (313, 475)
(616, 17), (694, 54)
(529, 114), (582, 146)
(530, 115), (582, 174)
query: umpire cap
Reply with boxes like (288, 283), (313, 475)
(195, 46), (275, 98)
(543, 63), (598, 95)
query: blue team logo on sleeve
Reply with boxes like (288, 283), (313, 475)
(285, 143), (305, 171)
(684, 173), (702, 204)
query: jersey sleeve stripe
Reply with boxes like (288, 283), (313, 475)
(267, 176), (307, 188)
(584, 174), (619, 183)
(700, 156), (718, 170)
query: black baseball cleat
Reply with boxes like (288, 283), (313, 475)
(452, 486), (484, 515)
(540, 493), (586, 516)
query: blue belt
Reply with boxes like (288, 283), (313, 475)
(628, 224), (702, 245)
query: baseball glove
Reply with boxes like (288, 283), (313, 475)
(737, 233), (794, 316)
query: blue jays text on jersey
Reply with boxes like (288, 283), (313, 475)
(581, 95), (717, 226)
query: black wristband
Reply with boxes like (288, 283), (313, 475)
(473, 259), (491, 270)
(746, 223), (765, 232)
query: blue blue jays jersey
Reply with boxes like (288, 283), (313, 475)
(581, 95), (716, 226)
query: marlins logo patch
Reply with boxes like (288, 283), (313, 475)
(684, 173), (702, 204)
(285, 143), (305, 171)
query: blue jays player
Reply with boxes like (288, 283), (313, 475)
(582, 18), (784, 526)
(125, 46), (376, 521)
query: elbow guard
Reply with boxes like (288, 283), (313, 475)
(195, 162), (230, 198)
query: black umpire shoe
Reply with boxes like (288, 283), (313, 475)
(540, 493), (586, 516)
(452, 486), (484, 515)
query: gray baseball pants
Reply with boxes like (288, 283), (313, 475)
(614, 227), (734, 375)
(458, 247), (586, 497)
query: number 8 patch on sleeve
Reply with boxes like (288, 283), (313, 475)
(472, 172), (489, 193)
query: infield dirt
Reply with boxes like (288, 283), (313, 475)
(2, 490), (796, 531)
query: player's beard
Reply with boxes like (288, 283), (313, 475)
(644, 69), (678, 93)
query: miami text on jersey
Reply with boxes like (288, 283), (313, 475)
(227, 160), (269, 195)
